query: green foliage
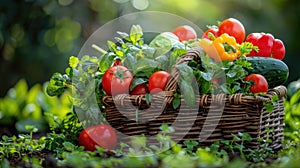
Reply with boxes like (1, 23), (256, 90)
(46, 25), (193, 125)
(0, 79), (71, 132)
(190, 54), (252, 95)
(0, 126), (46, 159)
(238, 42), (259, 56)
(0, 119), (299, 168)
(284, 81), (300, 140)
(48, 112), (83, 144)
(176, 64), (197, 106)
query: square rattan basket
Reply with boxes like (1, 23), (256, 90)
(102, 47), (286, 151)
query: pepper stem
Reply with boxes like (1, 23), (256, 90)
(208, 32), (216, 41)
(223, 43), (236, 53)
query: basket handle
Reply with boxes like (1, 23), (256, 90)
(269, 85), (287, 98)
(164, 47), (204, 104)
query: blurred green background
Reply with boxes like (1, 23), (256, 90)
(1, 0), (299, 97)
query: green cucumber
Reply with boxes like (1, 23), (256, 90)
(246, 56), (289, 88)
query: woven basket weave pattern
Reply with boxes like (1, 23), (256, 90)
(102, 47), (286, 150)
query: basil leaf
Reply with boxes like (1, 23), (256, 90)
(141, 45), (156, 58)
(117, 31), (130, 41)
(175, 64), (194, 82)
(169, 49), (187, 71)
(130, 78), (147, 91)
(201, 71), (213, 81)
(145, 94), (152, 104)
(132, 58), (159, 75)
(155, 55), (169, 69)
(180, 80), (196, 106)
(107, 40), (117, 51)
(160, 32), (181, 46)
(130, 25), (143, 45)
(149, 34), (172, 58)
(98, 52), (115, 73)
(175, 64), (196, 106)
(172, 93), (181, 109)
(123, 53), (136, 71)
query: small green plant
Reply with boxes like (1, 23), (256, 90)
(0, 79), (72, 133)
(0, 126), (45, 160)
(284, 88), (300, 138)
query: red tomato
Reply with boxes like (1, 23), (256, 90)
(271, 39), (285, 60)
(245, 74), (268, 93)
(212, 78), (219, 84)
(246, 33), (274, 57)
(112, 59), (122, 66)
(172, 25), (197, 42)
(102, 65), (133, 96)
(218, 18), (246, 44)
(210, 78), (219, 89)
(78, 124), (117, 151)
(130, 83), (148, 95)
(148, 71), (170, 94)
(202, 27), (219, 40)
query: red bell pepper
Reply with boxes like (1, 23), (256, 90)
(271, 39), (285, 60)
(246, 32), (285, 60)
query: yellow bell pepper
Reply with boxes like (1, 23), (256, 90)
(200, 33), (240, 62)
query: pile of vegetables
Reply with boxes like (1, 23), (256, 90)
(46, 18), (289, 151)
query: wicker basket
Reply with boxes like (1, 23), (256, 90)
(102, 47), (286, 151)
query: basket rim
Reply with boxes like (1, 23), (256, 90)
(102, 85), (287, 106)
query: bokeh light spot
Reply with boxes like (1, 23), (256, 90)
(113, 0), (129, 3)
(58, 0), (74, 6)
(131, 0), (149, 10)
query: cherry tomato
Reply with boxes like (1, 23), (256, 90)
(218, 18), (245, 44)
(102, 65), (133, 96)
(112, 58), (122, 66)
(172, 25), (197, 42)
(245, 74), (268, 93)
(202, 27), (219, 40)
(148, 71), (170, 94)
(271, 39), (285, 60)
(131, 83), (148, 95)
(210, 78), (219, 89)
(78, 124), (117, 151)
(212, 78), (219, 84)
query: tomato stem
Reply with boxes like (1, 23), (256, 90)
(113, 66), (132, 83)
(208, 32), (216, 41)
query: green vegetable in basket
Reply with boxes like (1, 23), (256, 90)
(246, 56), (289, 88)
(46, 25), (193, 122)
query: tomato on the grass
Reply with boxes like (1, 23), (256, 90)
(131, 83), (148, 95)
(172, 25), (197, 42)
(245, 74), (268, 94)
(218, 18), (245, 44)
(102, 65), (133, 96)
(148, 71), (170, 94)
(78, 124), (117, 151)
